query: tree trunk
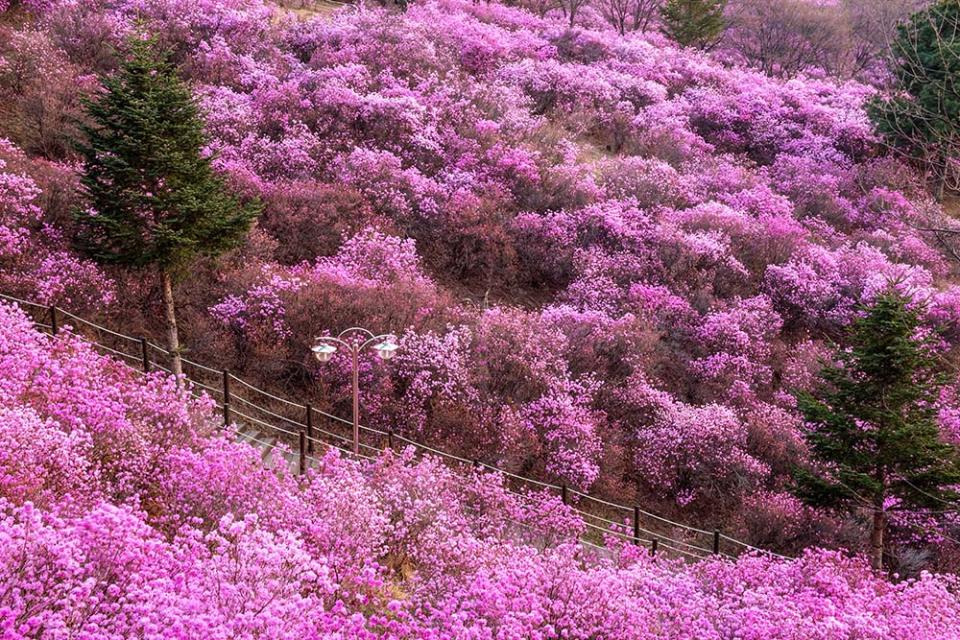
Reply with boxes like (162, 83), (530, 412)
(160, 269), (183, 381)
(934, 167), (946, 203)
(869, 507), (885, 572)
(933, 151), (948, 203)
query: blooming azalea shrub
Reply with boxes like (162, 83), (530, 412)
(0, 406), (95, 510)
(0, 29), (99, 158)
(1, 301), (960, 638)
(0, 302), (209, 505)
(257, 181), (384, 265)
(0, 140), (114, 308)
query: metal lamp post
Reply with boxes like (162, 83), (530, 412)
(312, 328), (398, 455)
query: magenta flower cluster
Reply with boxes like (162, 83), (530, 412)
(0, 140), (114, 308)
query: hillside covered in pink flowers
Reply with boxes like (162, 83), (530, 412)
(2, 0), (960, 633)
(1, 300), (959, 637)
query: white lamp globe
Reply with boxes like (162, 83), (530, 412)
(374, 340), (399, 360)
(312, 342), (337, 363)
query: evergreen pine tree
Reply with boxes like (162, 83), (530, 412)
(794, 291), (960, 571)
(867, 0), (960, 201)
(660, 0), (727, 49)
(74, 36), (259, 378)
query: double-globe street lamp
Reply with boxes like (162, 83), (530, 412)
(312, 328), (399, 455)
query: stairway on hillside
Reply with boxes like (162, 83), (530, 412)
(232, 424), (315, 476)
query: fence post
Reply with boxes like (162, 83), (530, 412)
(305, 404), (314, 454)
(140, 338), (150, 372)
(387, 430), (395, 449)
(713, 529), (721, 555)
(633, 506), (641, 545)
(561, 484), (568, 505)
(49, 306), (58, 335)
(222, 369), (232, 429)
(651, 538), (658, 556)
(299, 430), (307, 476)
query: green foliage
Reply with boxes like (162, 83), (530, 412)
(794, 291), (960, 521)
(74, 36), (259, 273)
(867, 0), (960, 200)
(660, 0), (728, 49)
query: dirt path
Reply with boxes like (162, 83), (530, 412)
(282, 0), (351, 19)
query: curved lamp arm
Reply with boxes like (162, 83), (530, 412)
(313, 330), (399, 362)
(336, 327), (377, 341)
(314, 336), (351, 350)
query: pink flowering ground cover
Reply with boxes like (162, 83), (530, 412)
(0, 299), (959, 638)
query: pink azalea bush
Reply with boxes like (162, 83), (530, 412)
(1, 300), (959, 638)
(0, 140), (113, 307)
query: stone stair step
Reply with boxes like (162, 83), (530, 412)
(236, 425), (260, 444)
(281, 449), (299, 475)
(258, 436), (279, 463)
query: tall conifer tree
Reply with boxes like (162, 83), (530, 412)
(660, 0), (727, 49)
(75, 36), (259, 378)
(868, 0), (960, 201)
(794, 291), (960, 571)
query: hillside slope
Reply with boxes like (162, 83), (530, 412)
(1, 0), (960, 568)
